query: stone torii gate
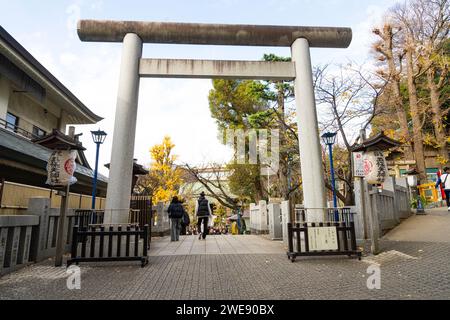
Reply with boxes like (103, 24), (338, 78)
(77, 20), (352, 224)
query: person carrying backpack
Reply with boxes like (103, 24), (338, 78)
(167, 196), (186, 241)
(180, 208), (190, 235)
(195, 192), (212, 240)
(436, 167), (450, 211)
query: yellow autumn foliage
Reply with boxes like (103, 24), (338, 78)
(145, 136), (183, 204)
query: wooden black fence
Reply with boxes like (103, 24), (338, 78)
(130, 195), (152, 225)
(130, 196), (153, 243)
(67, 224), (149, 267)
(288, 208), (361, 262)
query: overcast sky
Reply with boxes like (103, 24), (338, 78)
(0, 0), (400, 175)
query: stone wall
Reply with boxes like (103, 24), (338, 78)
(249, 200), (269, 234)
(151, 202), (170, 236)
(0, 197), (79, 276)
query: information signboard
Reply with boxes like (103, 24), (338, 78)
(308, 227), (338, 251)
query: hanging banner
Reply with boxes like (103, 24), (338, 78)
(352, 152), (365, 177)
(46, 150), (77, 186)
(363, 151), (387, 184)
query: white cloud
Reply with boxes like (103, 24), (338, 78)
(90, 0), (103, 11)
(59, 52), (79, 66)
(65, 3), (81, 39)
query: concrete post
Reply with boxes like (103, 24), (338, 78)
(259, 200), (268, 233)
(281, 200), (291, 247)
(366, 184), (380, 254)
(354, 178), (368, 240)
(105, 33), (143, 224)
(249, 203), (257, 233)
(27, 197), (50, 262)
(291, 38), (327, 222)
(268, 203), (282, 240)
(54, 184), (70, 267)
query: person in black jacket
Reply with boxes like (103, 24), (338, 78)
(195, 192), (212, 240)
(180, 205), (190, 236)
(167, 196), (185, 241)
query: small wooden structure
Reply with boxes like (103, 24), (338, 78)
(67, 224), (149, 267)
(287, 207), (361, 262)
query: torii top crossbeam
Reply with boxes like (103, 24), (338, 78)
(79, 19), (353, 224)
(77, 20), (352, 48)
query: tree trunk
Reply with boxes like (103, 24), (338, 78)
(427, 67), (448, 165)
(383, 25), (414, 160)
(344, 189), (355, 206)
(344, 154), (355, 206)
(276, 82), (290, 201)
(255, 174), (265, 202)
(406, 47), (427, 182)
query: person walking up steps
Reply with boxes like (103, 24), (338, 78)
(436, 167), (450, 211)
(195, 192), (212, 240)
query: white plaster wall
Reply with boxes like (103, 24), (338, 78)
(0, 75), (10, 120)
(7, 90), (58, 134)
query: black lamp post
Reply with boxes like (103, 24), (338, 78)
(321, 131), (338, 221)
(91, 129), (107, 211)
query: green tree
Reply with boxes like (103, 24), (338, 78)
(208, 54), (301, 203)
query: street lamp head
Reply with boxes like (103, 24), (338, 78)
(321, 131), (337, 146)
(91, 129), (107, 144)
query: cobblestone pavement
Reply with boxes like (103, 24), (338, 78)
(0, 234), (449, 300)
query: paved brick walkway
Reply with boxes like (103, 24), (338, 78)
(150, 234), (285, 256)
(384, 207), (450, 243)
(0, 232), (449, 300)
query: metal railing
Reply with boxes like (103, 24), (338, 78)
(74, 209), (105, 228)
(0, 117), (40, 140)
(293, 207), (355, 224)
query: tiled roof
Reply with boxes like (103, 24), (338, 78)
(0, 127), (108, 182)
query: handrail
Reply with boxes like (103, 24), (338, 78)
(0, 117), (40, 140)
(293, 207), (355, 223)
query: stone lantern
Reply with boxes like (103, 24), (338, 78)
(32, 128), (85, 266)
(405, 167), (425, 214)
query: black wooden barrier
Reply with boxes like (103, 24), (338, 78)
(130, 196), (153, 245)
(130, 196), (152, 227)
(128, 208), (152, 245)
(67, 224), (149, 267)
(287, 221), (361, 262)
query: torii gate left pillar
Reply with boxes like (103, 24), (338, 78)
(77, 20), (352, 224)
(103, 33), (142, 223)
